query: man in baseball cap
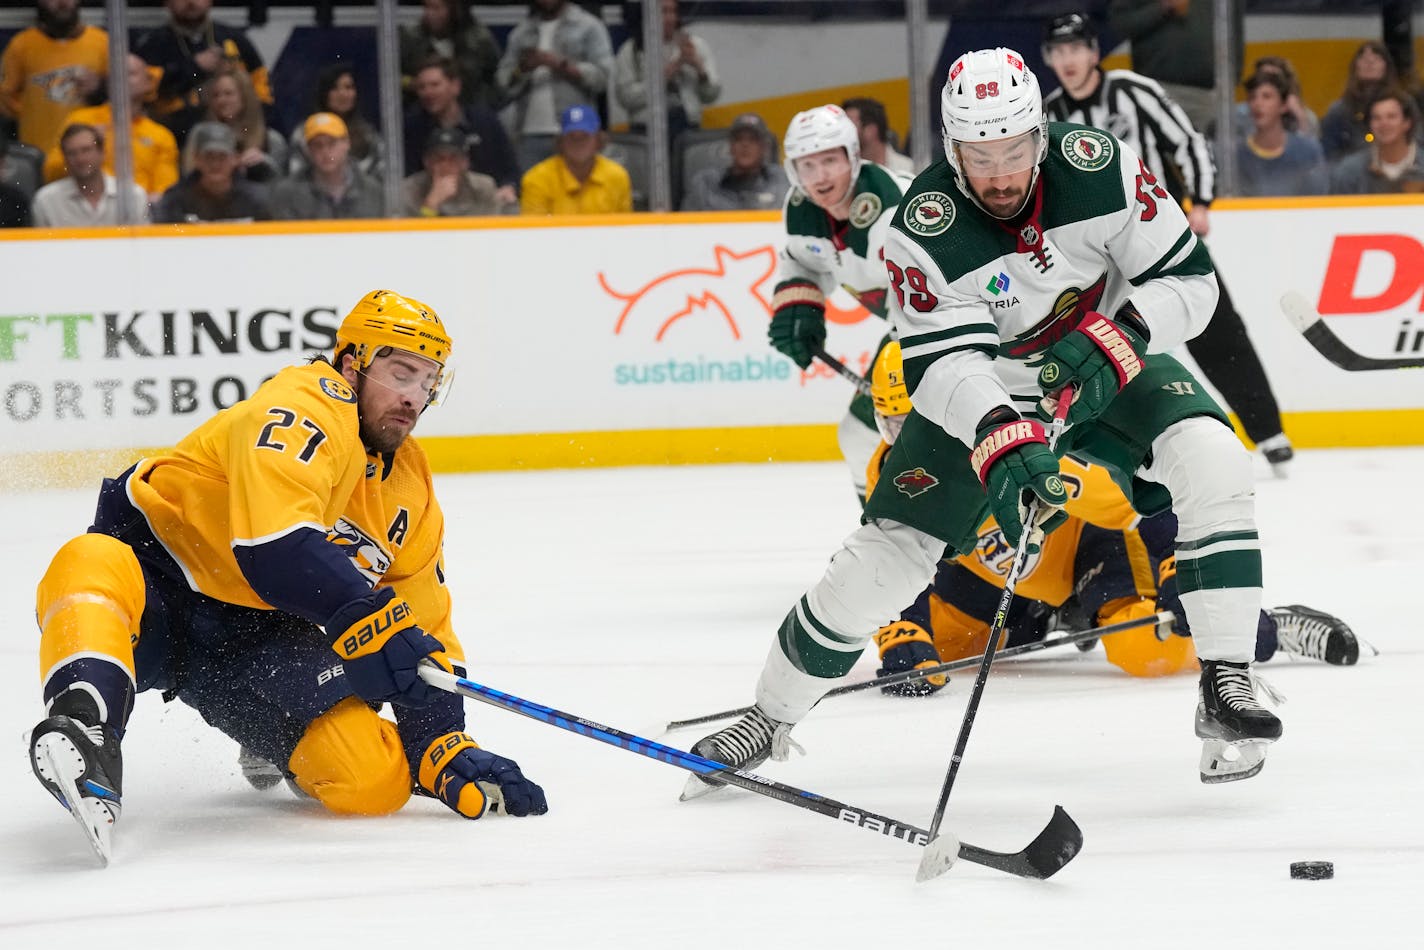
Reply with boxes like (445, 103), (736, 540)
(681, 111), (788, 211)
(273, 112), (385, 220)
(153, 120), (272, 222)
(520, 104), (632, 215)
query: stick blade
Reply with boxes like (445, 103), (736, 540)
(1279, 290), (1319, 333)
(957, 805), (1083, 879)
(914, 832), (961, 882)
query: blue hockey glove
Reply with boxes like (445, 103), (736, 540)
(328, 587), (450, 707)
(971, 410), (1069, 553)
(1035, 310), (1148, 426)
(418, 732), (548, 819)
(768, 278), (827, 369)
(874, 621), (946, 697)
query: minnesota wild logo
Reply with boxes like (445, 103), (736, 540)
(904, 192), (955, 236)
(1061, 129), (1114, 172)
(1002, 273), (1108, 361)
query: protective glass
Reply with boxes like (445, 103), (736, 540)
(362, 352), (452, 406)
(953, 130), (1041, 178)
(875, 410), (906, 446)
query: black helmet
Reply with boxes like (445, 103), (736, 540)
(1043, 13), (1097, 49)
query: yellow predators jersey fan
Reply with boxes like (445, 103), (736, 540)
(335, 290), (454, 405)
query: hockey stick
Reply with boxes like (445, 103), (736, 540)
(661, 610), (1176, 733)
(1280, 291), (1424, 371)
(917, 388), (1076, 882)
(417, 664), (1081, 880)
(811, 345), (874, 396)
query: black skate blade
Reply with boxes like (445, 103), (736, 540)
(957, 805), (1083, 879)
(33, 733), (114, 867)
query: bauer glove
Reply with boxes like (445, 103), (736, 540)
(768, 278), (827, 369)
(1035, 309), (1148, 427)
(418, 731), (549, 819)
(328, 587), (450, 707)
(874, 621), (946, 697)
(971, 409), (1069, 553)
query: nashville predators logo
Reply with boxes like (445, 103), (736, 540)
(327, 517), (391, 583)
(893, 467), (939, 498)
(1002, 273), (1108, 362)
(1061, 129), (1114, 172)
(903, 192), (955, 236)
(320, 377), (356, 402)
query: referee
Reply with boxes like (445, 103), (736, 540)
(1041, 13), (1293, 472)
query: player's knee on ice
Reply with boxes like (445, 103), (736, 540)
(288, 697), (412, 816)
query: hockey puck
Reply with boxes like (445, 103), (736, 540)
(1290, 861), (1334, 880)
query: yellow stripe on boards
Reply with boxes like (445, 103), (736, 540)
(4, 411), (1423, 491)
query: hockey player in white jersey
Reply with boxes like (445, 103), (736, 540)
(769, 104), (915, 501)
(688, 48), (1281, 790)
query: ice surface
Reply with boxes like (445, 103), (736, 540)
(2, 449), (1420, 947)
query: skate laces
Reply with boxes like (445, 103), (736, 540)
(81, 723), (105, 748)
(1212, 663), (1285, 710)
(712, 708), (804, 765)
(1274, 607), (1345, 661)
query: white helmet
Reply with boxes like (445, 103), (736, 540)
(782, 104), (861, 193)
(940, 48), (1048, 214)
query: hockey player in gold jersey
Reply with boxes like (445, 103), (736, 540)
(863, 342), (1361, 695)
(29, 290), (547, 866)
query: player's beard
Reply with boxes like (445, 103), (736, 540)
(38, 6), (80, 37)
(359, 413), (414, 455)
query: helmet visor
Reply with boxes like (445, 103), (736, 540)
(953, 130), (1041, 178)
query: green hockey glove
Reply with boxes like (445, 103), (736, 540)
(971, 412), (1070, 553)
(768, 278), (827, 369)
(1035, 310), (1148, 426)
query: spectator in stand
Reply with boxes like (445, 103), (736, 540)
(680, 112), (787, 211)
(613, 0), (720, 142)
(1107, 0), (1241, 133)
(1330, 89), (1424, 194)
(1231, 56), (1318, 142)
(41, 54), (180, 204)
(400, 0), (501, 110)
(0, 0), (108, 154)
(272, 113), (383, 220)
(402, 126), (502, 217)
(153, 121), (271, 223)
(521, 104), (631, 215)
(136, 0), (273, 126)
(181, 68), (286, 184)
(0, 182), (31, 227)
(33, 123), (150, 226)
(496, 0), (614, 173)
(1234, 72), (1328, 197)
(289, 64), (386, 180)
(1320, 41), (1404, 165)
(404, 56), (518, 204)
(842, 96), (915, 175)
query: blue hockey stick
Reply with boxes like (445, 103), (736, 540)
(418, 664), (1081, 880)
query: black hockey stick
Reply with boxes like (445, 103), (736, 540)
(917, 388), (1075, 881)
(811, 345), (874, 395)
(417, 664), (1081, 880)
(1280, 291), (1424, 371)
(661, 610), (1175, 733)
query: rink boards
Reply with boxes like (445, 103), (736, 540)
(2, 198), (1422, 487)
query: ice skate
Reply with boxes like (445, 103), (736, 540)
(1195, 660), (1282, 784)
(680, 705), (803, 801)
(238, 746), (284, 790)
(1270, 605), (1361, 666)
(30, 697), (123, 866)
(1257, 434), (1293, 478)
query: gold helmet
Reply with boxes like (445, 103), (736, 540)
(871, 341), (911, 444)
(335, 290), (453, 404)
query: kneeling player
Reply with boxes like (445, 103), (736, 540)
(30, 291), (548, 865)
(865, 343), (1362, 697)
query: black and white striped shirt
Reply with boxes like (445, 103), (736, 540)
(1044, 68), (1215, 205)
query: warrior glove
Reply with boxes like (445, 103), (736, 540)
(329, 587), (450, 707)
(971, 409), (1069, 553)
(1035, 308), (1149, 426)
(419, 732), (548, 819)
(768, 278), (827, 369)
